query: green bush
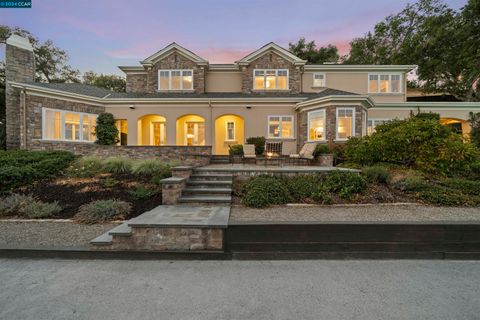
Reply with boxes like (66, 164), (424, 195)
(313, 144), (330, 157)
(94, 113), (119, 145)
(344, 113), (479, 175)
(323, 171), (367, 199)
(285, 175), (320, 202)
(102, 157), (132, 174)
(66, 156), (104, 178)
(102, 177), (120, 188)
(440, 178), (480, 196)
(311, 190), (333, 204)
(417, 185), (480, 206)
(228, 144), (244, 156)
(242, 176), (291, 208)
(0, 150), (75, 191)
(362, 166), (390, 183)
(403, 175), (429, 192)
(74, 199), (131, 224)
(0, 194), (61, 218)
(132, 159), (172, 178)
(128, 185), (158, 200)
(246, 136), (266, 155)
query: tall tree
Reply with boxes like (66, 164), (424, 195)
(288, 38), (339, 64)
(83, 71), (126, 92)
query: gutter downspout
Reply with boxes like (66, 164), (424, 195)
(20, 88), (27, 149)
(209, 99), (213, 156)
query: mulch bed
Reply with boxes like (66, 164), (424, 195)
(18, 173), (162, 219)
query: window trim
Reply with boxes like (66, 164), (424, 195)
(335, 107), (355, 141)
(307, 109), (326, 142)
(367, 118), (390, 135)
(253, 69), (289, 91)
(158, 69), (194, 91)
(267, 115), (295, 139)
(312, 72), (326, 88)
(225, 121), (236, 141)
(41, 107), (97, 143)
(368, 73), (403, 94)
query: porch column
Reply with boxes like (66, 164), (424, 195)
(126, 115), (138, 146)
(166, 116), (177, 145)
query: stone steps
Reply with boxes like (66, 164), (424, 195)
(189, 174), (233, 181)
(178, 169), (233, 205)
(186, 180), (233, 187)
(178, 195), (232, 204)
(183, 187), (232, 195)
(210, 155), (230, 164)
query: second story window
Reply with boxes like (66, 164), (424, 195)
(158, 69), (193, 91)
(313, 73), (326, 87)
(254, 69), (288, 90)
(369, 73), (402, 94)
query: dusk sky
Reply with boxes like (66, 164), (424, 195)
(0, 0), (468, 75)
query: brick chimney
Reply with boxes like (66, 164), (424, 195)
(5, 34), (35, 149)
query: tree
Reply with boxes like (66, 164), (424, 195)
(95, 113), (119, 145)
(83, 71), (126, 92)
(288, 38), (339, 64)
(469, 112), (480, 148)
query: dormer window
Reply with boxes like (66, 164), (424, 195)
(313, 73), (326, 87)
(158, 69), (193, 91)
(254, 69), (288, 90)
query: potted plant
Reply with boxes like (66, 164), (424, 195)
(228, 144), (244, 163)
(313, 144), (334, 166)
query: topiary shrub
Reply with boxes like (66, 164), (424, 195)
(66, 156), (104, 178)
(102, 157), (132, 174)
(362, 166), (390, 183)
(228, 144), (244, 156)
(246, 136), (266, 155)
(313, 144), (330, 157)
(74, 199), (131, 224)
(242, 176), (292, 208)
(95, 113), (119, 145)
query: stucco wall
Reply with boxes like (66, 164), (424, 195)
(205, 71), (242, 92)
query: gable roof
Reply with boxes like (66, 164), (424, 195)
(140, 42), (208, 66)
(236, 42), (307, 66)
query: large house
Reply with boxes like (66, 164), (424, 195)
(5, 34), (480, 157)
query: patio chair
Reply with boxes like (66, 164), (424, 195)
(289, 142), (317, 165)
(242, 144), (257, 164)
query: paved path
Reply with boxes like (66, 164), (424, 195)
(0, 259), (479, 320)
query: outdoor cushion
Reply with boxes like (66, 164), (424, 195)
(243, 144), (256, 158)
(244, 154), (256, 158)
(298, 144), (309, 157)
(289, 154), (300, 158)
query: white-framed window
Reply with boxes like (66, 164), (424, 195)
(42, 108), (97, 142)
(368, 73), (402, 93)
(308, 109), (326, 141)
(312, 73), (326, 87)
(158, 69), (193, 90)
(267, 115), (294, 138)
(254, 69), (289, 90)
(226, 121), (235, 141)
(367, 119), (390, 135)
(336, 107), (355, 140)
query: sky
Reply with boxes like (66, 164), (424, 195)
(0, 0), (468, 76)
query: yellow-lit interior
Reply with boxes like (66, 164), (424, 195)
(176, 114), (205, 146)
(137, 114), (167, 145)
(215, 115), (244, 155)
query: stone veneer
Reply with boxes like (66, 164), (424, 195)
(297, 105), (366, 150)
(241, 51), (302, 94)
(125, 73), (147, 93)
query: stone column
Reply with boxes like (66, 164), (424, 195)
(160, 177), (186, 205)
(171, 166), (193, 179)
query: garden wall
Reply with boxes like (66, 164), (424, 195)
(27, 141), (212, 166)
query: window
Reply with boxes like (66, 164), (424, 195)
(308, 109), (326, 141)
(336, 108), (355, 140)
(313, 73), (326, 87)
(115, 119), (128, 145)
(367, 119), (390, 135)
(268, 115), (293, 138)
(42, 108), (97, 142)
(152, 122), (166, 146)
(226, 121), (235, 141)
(254, 69), (289, 90)
(185, 122), (205, 146)
(368, 73), (402, 93)
(158, 69), (193, 90)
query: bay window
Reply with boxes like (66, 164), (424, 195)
(368, 73), (402, 93)
(43, 108), (97, 142)
(308, 109), (326, 141)
(268, 115), (293, 138)
(158, 69), (193, 90)
(254, 69), (288, 90)
(336, 107), (355, 140)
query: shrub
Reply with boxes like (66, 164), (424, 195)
(228, 144), (244, 156)
(94, 113), (119, 145)
(313, 144), (330, 157)
(246, 136), (266, 155)
(403, 175), (429, 192)
(242, 176), (291, 208)
(469, 112), (480, 148)
(311, 190), (333, 205)
(132, 159), (172, 179)
(103, 177), (120, 188)
(323, 171), (367, 199)
(0, 150), (75, 191)
(66, 156), (104, 178)
(23, 201), (62, 218)
(417, 185), (480, 206)
(362, 166), (390, 183)
(0, 194), (61, 218)
(440, 178), (480, 196)
(285, 175), (320, 202)
(74, 199), (131, 224)
(102, 157), (132, 174)
(129, 185), (157, 200)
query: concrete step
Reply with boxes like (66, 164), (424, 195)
(189, 174), (233, 181)
(178, 195), (232, 204)
(108, 223), (132, 237)
(183, 187), (232, 195)
(90, 232), (113, 246)
(187, 180), (232, 187)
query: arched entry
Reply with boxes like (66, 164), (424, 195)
(440, 118), (470, 138)
(137, 114), (167, 146)
(176, 114), (206, 146)
(215, 114), (244, 155)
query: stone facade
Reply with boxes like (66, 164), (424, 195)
(125, 73), (147, 93)
(241, 51), (302, 94)
(160, 177), (187, 205)
(5, 42), (35, 149)
(297, 105), (366, 150)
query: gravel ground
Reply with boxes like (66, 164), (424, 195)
(0, 220), (118, 249)
(230, 204), (480, 222)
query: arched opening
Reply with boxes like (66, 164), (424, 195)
(214, 114), (244, 155)
(137, 114), (167, 146)
(176, 114), (206, 146)
(440, 118), (470, 139)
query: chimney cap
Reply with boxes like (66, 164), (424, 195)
(6, 34), (33, 51)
